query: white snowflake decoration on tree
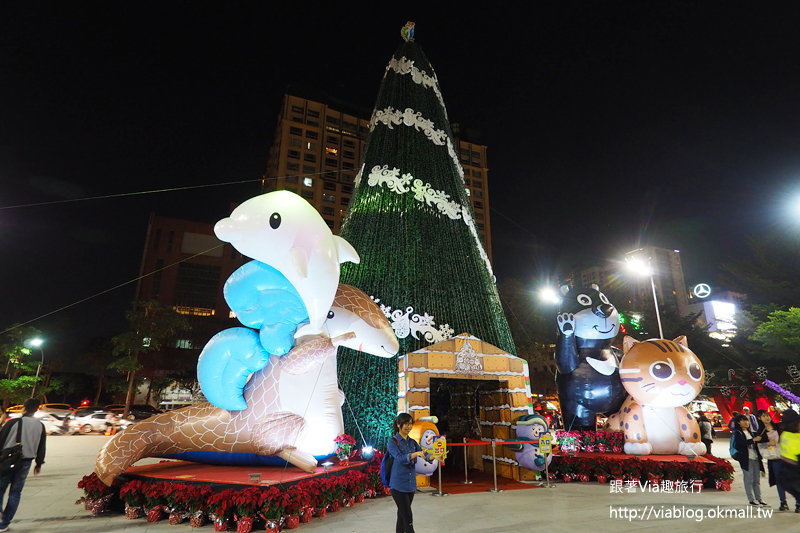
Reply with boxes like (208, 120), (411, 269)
(370, 296), (452, 345)
(455, 340), (483, 374)
(756, 367), (768, 380)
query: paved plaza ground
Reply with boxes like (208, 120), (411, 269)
(5, 435), (800, 532)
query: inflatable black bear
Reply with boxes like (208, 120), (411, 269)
(555, 284), (626, 432)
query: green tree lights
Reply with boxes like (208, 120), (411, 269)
(336, 37), (515, 448)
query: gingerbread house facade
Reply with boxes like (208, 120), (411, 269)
(398, 333), (535, 481)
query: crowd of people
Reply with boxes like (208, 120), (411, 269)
(728, 406), (800, 512)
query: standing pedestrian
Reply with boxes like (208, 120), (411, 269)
(0, 398), (47, 531)
(732, 413), (769, 506)
(743, 407), (759, 433)
(779, 410), (800, 510)
(756, 409), (795, 511)
(729, 411), (741, 431)
(696, 412), (714, 455)
(387, 413), (430, 533)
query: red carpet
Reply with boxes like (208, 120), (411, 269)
(123, 460), (368, 488)
(431, 467), (540, 495)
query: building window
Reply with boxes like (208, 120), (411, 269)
(342, 162), (355, 170)
(302, 165), (315, 174)
(166, 230), (174, 251)
(461, 148), (469, 156)
(306, 142), (317, 151)
(325, 147), (338, 155)
(477, 223), (485, 231)
(465, 188), (471, 196)
(229, 310), (236, 319)
(287, 150), (300, 159)
(291, 105), (304, 114)
(343, 139), (355, 148)
(474, 190), (483, 198)
(473, 180), (482, 188)
(153, 229), (161, 249)
(286, 162), (300, 171)
(306, 119), (319, 127)
(323, 193), (335, 203)
(342, 120), (357, 132)
(288, 138), (301, 147)
(341, 174), (354, 183)
(324, 219), (334, 229)
(174, 263), (221, 309)
(303, 153), (316, 162)
(289, 126), (303, 136)
(343, 150), (355, 159)
(301, 190), (314, 200)
(284, 186), (297, 193)
(342, 185), (353, 194)
(340, 196), (349, 205)
(290, 115), (303, 123)
(471, 150), (481, 158)
(324, 170), (337, 179)
(472, 170), (482, 178)
(323, 181), (336, 191)
(305, 130), (318, 139)
(285, 174), (299, 184)
(475, 212), (484, 220)
(307, 109), (320, 118)
(327, 135), (339, 144)
(303, 177), (314, 187)
(326, 115), (339, 125)
(325, 158), (338, 167)
(322, 206), (334, 216)
(474, 201), (483, 209)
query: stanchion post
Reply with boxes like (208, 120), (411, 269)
(487, 440), (503, 493)
(461, 438), (472, 484)
(431, 455), (449, 497)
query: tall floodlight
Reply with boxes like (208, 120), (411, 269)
(337, 24), (516, 447)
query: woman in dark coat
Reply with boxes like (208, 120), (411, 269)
(732, 413), (768, 506)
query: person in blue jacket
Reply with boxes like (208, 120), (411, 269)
(387, 413), (430, 533)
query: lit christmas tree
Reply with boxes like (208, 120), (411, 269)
(337, 23), (516, 447)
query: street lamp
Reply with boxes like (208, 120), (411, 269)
(625, 258), (664, 339)
(539, 287), (562, 305)
(24, 338), (44, 399)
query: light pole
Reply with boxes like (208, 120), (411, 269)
(625, 258), (664, 339)
(24, 338), (44, 398)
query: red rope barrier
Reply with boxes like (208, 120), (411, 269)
(446, 439), (543, 447)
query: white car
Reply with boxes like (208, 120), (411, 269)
(68, 410), (135, 434)
(5, 411), (69, 435)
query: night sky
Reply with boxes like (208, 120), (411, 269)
(3, 2), (800, 361)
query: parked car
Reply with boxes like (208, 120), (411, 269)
(69, 409), (116, 434)
(6, 410), (69, 435)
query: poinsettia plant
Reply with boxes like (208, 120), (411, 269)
(119, 479), (146, 507)
(207, 489), (237, 520)
(260, 486), (288, 521)
(77, 472), (112, 501)
(334, 434), (356, 460)
(143, 481), (169, 509)
(284, 484), (310, 516)
(232, 486), (264, 518)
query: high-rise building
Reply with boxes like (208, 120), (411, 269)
(261, 90), (493, 260)
(134, 213), (246, 351)
(624, 247), (689, 317)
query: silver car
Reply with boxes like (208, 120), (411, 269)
(68, 409), (134, 434)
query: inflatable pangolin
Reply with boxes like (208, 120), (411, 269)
(95, 284), (399, 485)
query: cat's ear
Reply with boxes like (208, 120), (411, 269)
(623, 336), (639, 355)
(673, 335), (688, 348)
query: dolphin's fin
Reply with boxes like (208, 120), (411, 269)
(333, 236), (360, 264)
(289, 246), (309, 278)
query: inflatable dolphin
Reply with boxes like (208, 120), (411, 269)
(214, 191), (360, 338)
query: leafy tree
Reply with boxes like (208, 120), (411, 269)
(0, 324), (44, 407)
(111, 301), (190, 416)
(750, 307), (800, 361)
(79, 336), (115, 406)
